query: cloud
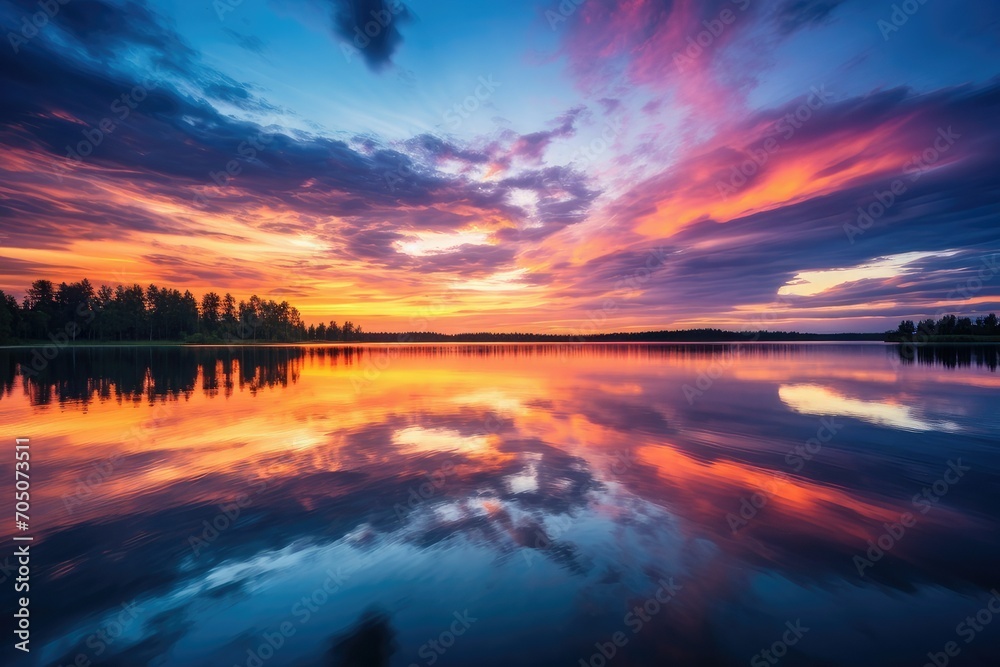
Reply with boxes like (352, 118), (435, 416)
(528, 81), (1000, 330)
(403, 134), (492, 166)
(223, 28), (269, 55)
(509, 106), (586, 163)
(328, 0), (414, 71)
(17, 0), (199, 73)
(1, 0), (998, 332)
(0, 9), (604, 293)
(771, 0), (847, 34)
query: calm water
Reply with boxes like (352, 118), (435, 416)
(2, 344), (999, 667)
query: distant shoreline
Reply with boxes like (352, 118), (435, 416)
(0, 330), (1000, 349)
(3, 338), (998, 350)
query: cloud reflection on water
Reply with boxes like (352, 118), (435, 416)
(0, 343), (998, 666)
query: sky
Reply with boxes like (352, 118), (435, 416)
(0, 0), (998, 334)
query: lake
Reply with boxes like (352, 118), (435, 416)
(2, 343), (999, 667)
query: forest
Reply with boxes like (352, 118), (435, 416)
(890, 315), (1000, 342)
(0, 279), (363, 344)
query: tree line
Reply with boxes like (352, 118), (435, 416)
(892, 314), (1000, 341)
(0, 279), (364, 344)
(5, 279), (994, 345)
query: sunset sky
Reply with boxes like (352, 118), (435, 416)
(1, 0), (999, 333)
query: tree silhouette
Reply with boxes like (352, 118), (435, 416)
(0, 278), (335, 344)
(893, 314), (1000, 341)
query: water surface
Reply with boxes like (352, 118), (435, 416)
(2, 343), (998, 667)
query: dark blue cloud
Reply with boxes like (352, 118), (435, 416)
(222, 28), (269, 55)
(772, 0), (848, 34)
(328, 0), (414, 71)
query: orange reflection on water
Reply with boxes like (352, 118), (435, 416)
(0, 343), (994, 565)
(3, 343), (998, 667)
